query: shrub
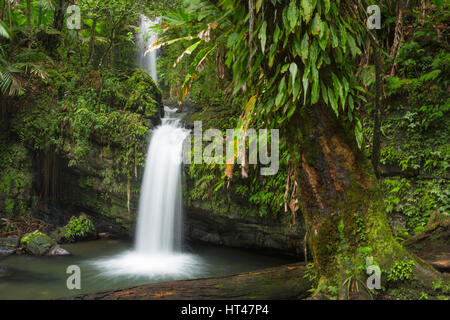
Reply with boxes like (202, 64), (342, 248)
(62, 214), (96, 242)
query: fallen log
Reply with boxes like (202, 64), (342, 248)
(69, 263), (311, 300)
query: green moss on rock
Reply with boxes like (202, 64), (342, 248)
(21, 230), (55, 256)
(125, 69), (163, 122)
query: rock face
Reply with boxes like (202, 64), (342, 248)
(26, 70), (164, 239)
(185, 207), (307, 258)
(0, 236), (19, 256)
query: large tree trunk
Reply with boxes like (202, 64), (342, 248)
(287, 103), (427, 299)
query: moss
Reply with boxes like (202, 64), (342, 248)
(0, 136), (32, 218)
(20, 230), (55, 255)
(124, 69), (162, 121)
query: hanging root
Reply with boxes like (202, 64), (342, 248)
(284, 166), (299, 226)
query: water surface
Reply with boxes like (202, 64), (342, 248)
(0, 239), (293, 300)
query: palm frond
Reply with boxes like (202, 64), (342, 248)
(0, 20), (12, 39)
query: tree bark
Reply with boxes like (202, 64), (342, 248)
(0, 0), (5, 21)
(87, 17), (97, 66)
(371, 45), (383, 179)
(287, 103), (415, 298)
(68, 263), (311, 300)
(26, 0), (32, 48)
(53, 0), (66, 32)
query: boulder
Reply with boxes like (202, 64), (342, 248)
(47, 245), (71, 256)
(21, 230), (55, 256)
(0, 236), (20, 256)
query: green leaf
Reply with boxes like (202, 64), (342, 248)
(420, 69), (441, 82)
(289, 62), (298, 88)
(311, 64), (319, 104)
(300, 32), (309, 62)
(301, 0), (315, 23)
(310, 39), (319, 64)
(432, 0), (443, 10)
(319, 21), (329, 50)
(330, 24), (339, 48)
(311, 13), (321, 35)
(323, 0), (331, 15)
(293, 72), (302, 101)
(273, 25), (281, 45)
(259, 21), (267, 54)
(347, 34), (361, 57)
(288, 1), (298, 32)
(320, 81), (328, 105)
(275, 77), (287, 108)
(302, 62), (311, 104)
(256, 0), (263, 13)
(328, 88), (338, 116)
(331, 73), (344, 109)
(0, 20), (12, 39)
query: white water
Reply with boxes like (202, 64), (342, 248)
(135, 107), (190, 254)
(93, 16), (200, 278)
(137, 15), (159, 82)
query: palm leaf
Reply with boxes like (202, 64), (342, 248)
(0, 20), (12, 39)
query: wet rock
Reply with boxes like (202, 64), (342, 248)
(21, 230), (55, 256)
(0, 236), (20, 256)
(185, 207), (306, 258)
(98, 232), (111, 239)
(47, 245), (71, 256)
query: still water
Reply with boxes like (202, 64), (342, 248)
(0, 239), (293, 300)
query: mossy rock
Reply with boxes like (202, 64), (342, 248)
(124, 69), (163, 123)
(58, 214), (97, 243)
(20, 230), (55, 256)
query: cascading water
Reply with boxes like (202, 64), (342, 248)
(135, 107), (188, 255)
(137, 15), (159, 82)
(93, 15), (200, 278)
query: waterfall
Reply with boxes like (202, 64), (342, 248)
(137, 15), (159, 82)
(135, 108), (189, 254)
(93, 16), (200, 278)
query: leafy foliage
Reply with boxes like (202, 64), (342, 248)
(61, 214), (96, 241)
(386, 260), (415, 283)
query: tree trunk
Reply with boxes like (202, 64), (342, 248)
(53, 0), (66, 32)
(26, 0), (32, 48)
(287, 103), (417, 299)
(8, 0), (11, 31)
(371, 45), (383, 179)
(0, 0), (5, 21)
(68, 263), (311, 300)
(87, 17), (98, 66)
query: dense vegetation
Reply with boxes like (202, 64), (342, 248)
(0, 0), (448, 300)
